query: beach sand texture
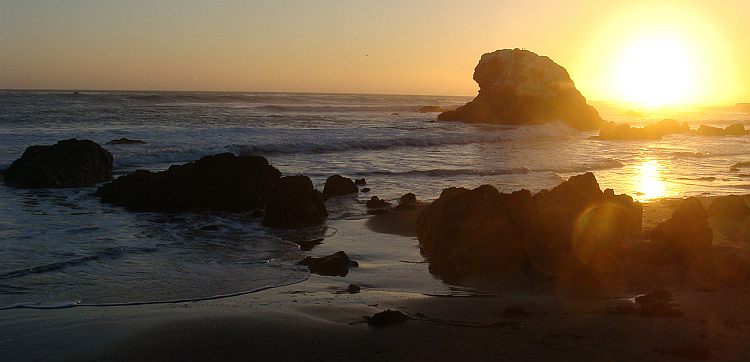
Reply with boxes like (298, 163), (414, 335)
(2, 198), (750, 361)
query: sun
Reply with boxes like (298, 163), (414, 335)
(614, 36), (697, 105)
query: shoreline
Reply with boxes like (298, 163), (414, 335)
(2, 196), (750, 361)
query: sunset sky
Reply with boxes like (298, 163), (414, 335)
(1, 0), (748, 105)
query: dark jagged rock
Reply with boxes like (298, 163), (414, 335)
(367, 309), (409, 327)
(416, 172), (643, 280)
(106, 138), (146, 145)
(96, 153), (280, 213)
(4, 139), (113, 188)
(437, 49), (604, 131)
(366, 196), (390, 209)
(322, 175), (358, 196)
(263, 175), (328, 228)
(296, 251), (358, 277)
(393, 192), (422, 211)
(707, 195), (750, 222)
(650, 197), (712, 260)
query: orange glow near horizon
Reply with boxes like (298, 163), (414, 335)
(0, 1), (747, 104)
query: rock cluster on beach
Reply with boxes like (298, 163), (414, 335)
(437, 48), (604, 131)
(416, 173), (750, 290)
(96, 153), (281, 213)
(416, 172), (642, 281)
(263, 175), (328, 228)
(3, 138), (113, 188)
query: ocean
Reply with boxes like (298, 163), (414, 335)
(1, 90), (749, 308)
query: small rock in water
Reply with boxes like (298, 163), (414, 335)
(366, 196), (390, 209)
(367, 309), (409, 327)
(346, 284), (361, 294)
(354, 178), (366, 186)
(360, 187), (371, 193)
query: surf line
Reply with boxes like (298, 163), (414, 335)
(0, 271), (310, 310)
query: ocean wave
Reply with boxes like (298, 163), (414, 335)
(0, 246), (157, 280)
(360, 167), (532, 178)
(547, 158), (625, 173)
(112, 123), (581, 169)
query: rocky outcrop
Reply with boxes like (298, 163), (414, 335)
(4, 139), (113, 188)
(263, 176), (328, 228)
(296, 251), (358, 277)
(437, 49), (604, 131)
(593, 121), (748, 140)
(416, 172), (642, 280)
(650, 197), (712, 261)
(322, 175), (358, 196)
(707, 195), (750, 222)
(591, 119), (690, 140)
(95, 153), (280, 213)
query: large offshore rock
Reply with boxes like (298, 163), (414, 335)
(95, 153), (281, 213)
(3, 139), (113, 188)
(416, 172), (643, 280)
(437, 49), (604, 131)
(263, 175), (328, 228)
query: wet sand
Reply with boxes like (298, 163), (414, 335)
(3, 198), (750, 361)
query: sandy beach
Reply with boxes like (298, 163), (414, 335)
(1, 197), (749, 361)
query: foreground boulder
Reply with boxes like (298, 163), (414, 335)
(322, 175), (358, 196)
(437, 49), (604, 131)
(4, 139), (113, 188)
(96, 153), (280, 213)
(649, 197), (712, 261)
(263, 175), (328, 228)
(416, 172), (642, 280)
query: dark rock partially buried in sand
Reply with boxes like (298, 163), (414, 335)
(263, 175), (328, 229)
(322, 175), (358, 196)
(4, 139), (113, 188)
(707, 195), (750, 222)
(96, 153), (280, 213)
(367, 309), (409, 327)
(296, 251), (358, 277)
(416, 172), (643, 280)
(437, 48), (604, 131)
(649, 197), (712, 261)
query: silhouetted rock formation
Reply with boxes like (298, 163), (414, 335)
(263, 175), (328, 228)
(96, 153), (280, 213)
(296, 251), (358, 277)
(650, 197), (712, 261)
(593, 121), (748, 140)
(592, 119), (690, 140)
(322, 175), (358, 196)
(708, 195), (750, 222)
(437, 49), (604, 131)
(4, 139), (113, 188)
(416, 172), (642, 280)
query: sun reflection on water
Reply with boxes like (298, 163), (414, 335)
(633, 158), (667, 201)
